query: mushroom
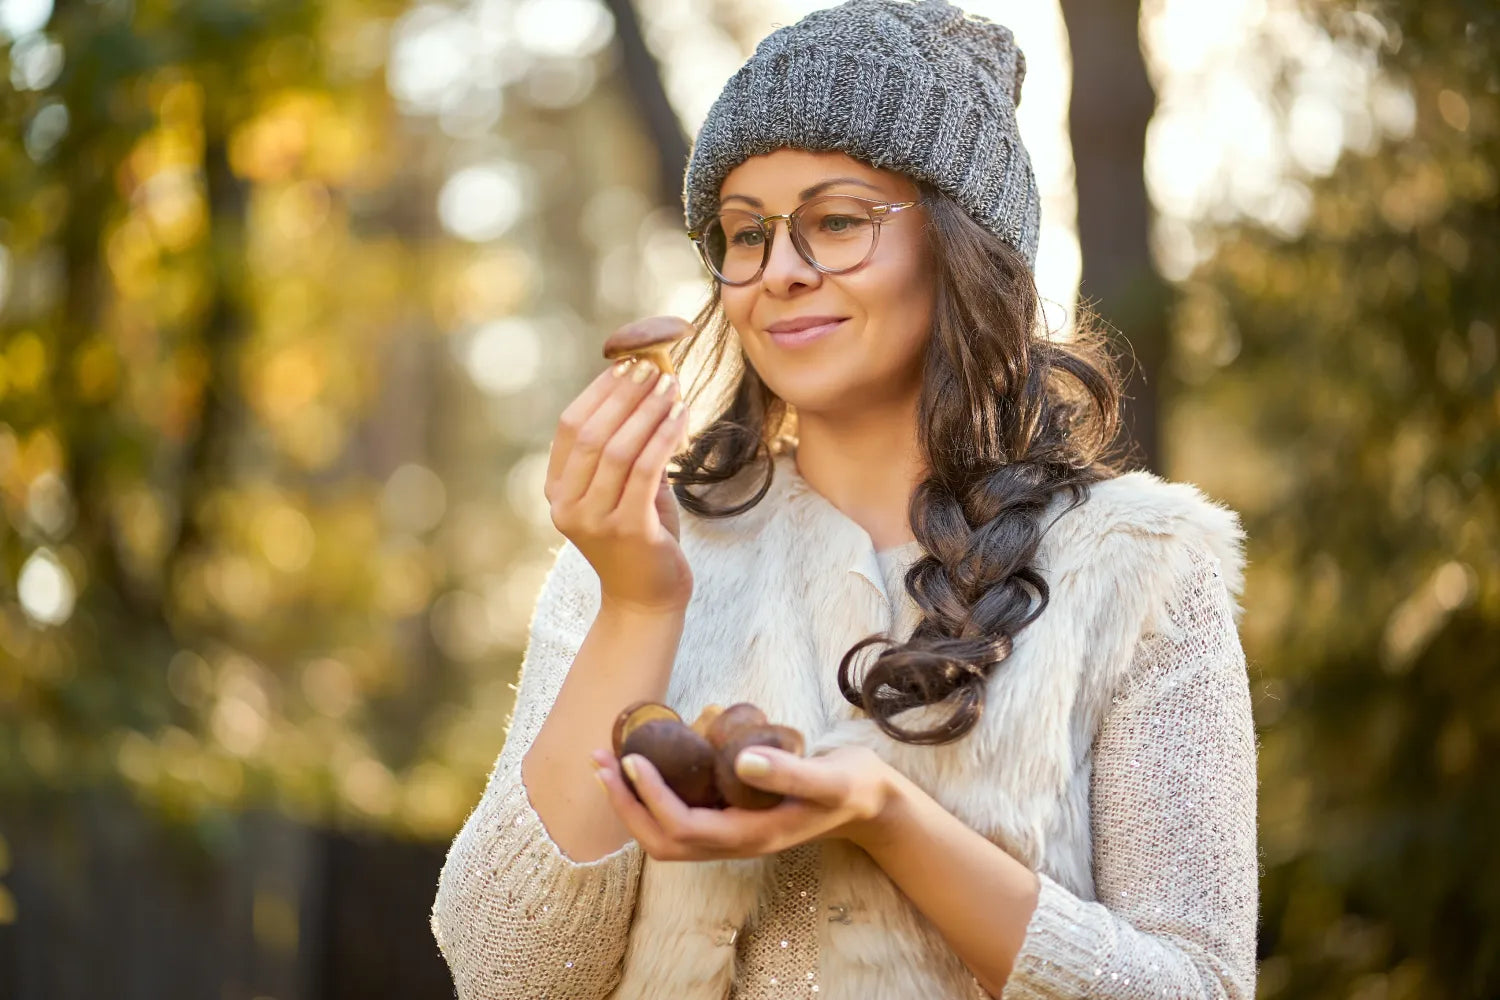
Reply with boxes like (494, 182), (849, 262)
(690, 704), (726, 739)
(602, 316), (693, 376)
(620, 718), (722, 808)
(609, 698), (803, 811)
(703, 702), (769, 750)
(612, 701), (683, 758)
(714, 724), (806, 810)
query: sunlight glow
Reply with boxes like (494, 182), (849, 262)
(18, 547), (74, 626)
(438, 163), (525, 242)
(0, 0), (51, 40)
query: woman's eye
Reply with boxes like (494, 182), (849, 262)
(729, 228), (764, 247)
(821, 215), (862, 233)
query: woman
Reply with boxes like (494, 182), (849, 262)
(431, 2), (1258, 998)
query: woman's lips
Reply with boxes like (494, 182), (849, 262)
(767, 319), (845, 347)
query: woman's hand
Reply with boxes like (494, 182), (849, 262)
(547, 358), (693, 616)
(589, 744), (900, 860)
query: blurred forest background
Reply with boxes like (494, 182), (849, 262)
(0, 0), (1495, 997)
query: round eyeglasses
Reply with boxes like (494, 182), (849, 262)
(687, 195), (920, 286)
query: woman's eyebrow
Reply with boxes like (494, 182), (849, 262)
(720, 177), (885, 208)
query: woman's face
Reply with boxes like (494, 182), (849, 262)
(715, 149), (935, 419)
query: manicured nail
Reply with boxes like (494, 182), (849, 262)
(652, 373), (675, 397)
(736, 751), (771, 778)
(621, 755), (641, 784)
(612, 360), (631, 378)
(630, 364), (652, 384)
(668, 401), (685, 421)
(594, 770), (609, 794)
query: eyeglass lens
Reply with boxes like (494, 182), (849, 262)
(701, 196), (879, 283)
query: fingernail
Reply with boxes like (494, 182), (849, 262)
(594, 770), (609, 794)
(736, 751), (771, 778)
(631, 364), (652, 384)
(669, 401), (685, 421)
(612, 360), (631, 378)
(621, 755), (641, 784)
(652, 373), (675, 397)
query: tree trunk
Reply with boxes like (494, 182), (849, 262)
(1058, 0), (1166, 473)
(601, 0), (690, 210)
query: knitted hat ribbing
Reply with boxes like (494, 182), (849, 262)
(682, 0), (1041, 270)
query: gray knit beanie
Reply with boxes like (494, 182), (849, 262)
(682, 0), (1041, 270)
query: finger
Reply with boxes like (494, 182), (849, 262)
(620, 753), (754, 851)
(548, 361), (634, 486)
(615, 398), (689, 533)
(553, 362), (662, 507)
(594, 757), (681, 858)
(628, 755), (808, 856)
(579, 372), (681, 520)
(619, 753), (694, 829)
(730, 747), (852, 808)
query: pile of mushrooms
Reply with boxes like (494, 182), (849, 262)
(612, 701), (805, 810)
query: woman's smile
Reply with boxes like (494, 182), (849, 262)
(766, 316), (846, 348)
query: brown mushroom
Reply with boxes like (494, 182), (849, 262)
(689, 704), (726, 739)
(611, 700), (681, 758)
(602, 316), (693, 377)
(620, 718), (721, 808)
(703, 702), (768, 751)
(714, 723), (807, 810)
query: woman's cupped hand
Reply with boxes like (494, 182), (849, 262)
(590, 743), (901, 861)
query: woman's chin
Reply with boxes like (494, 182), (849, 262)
(763, 380), (853, 419)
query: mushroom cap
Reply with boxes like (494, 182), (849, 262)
(602, 316), (694, 360)
(612, 701), (682, 758)
(704, 702), (769, 751)
(689, 704), (726, 739)
(621, 718), (721, 808)
(713, 724), (806, 810)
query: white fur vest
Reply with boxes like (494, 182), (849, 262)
(604, 451), (1246, 1000)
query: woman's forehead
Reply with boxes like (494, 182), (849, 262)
(719, 149), (913, 203)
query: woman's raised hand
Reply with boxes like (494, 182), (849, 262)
(546, 358), (694, 616)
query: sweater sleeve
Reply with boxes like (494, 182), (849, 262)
(431, 540), (644, 1000)
(1000, 544), (1260, 1000)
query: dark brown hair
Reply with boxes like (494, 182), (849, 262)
(665, 182), (1126, 746)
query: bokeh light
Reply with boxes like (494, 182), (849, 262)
(17, 547), (74, 626)
(0, 0), (51, 40)
(437, 162), (526, 242)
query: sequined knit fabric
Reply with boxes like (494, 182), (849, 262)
(430, 526), (1258, 998)
(681, 0), (1042, 269)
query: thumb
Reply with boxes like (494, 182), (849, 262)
(655, 469), (680, 541)
(732, 747), (849, 807)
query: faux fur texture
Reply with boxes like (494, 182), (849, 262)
(605, 453), (1247, 999)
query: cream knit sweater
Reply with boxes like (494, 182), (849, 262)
(431, 451), (1259, 999)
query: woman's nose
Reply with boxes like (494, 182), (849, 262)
(760, 220), (819, 292)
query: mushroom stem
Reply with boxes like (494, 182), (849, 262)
(641, 345), (677, 377)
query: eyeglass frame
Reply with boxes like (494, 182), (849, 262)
(686, 195), (921, 286)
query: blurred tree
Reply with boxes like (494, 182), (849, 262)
(0, 0), (482, 845)
(600, 0), (689, 207)
(0, 0), (697, 854)
(1169, 1), (1500, 996)
(1, 0), (693, 989)
(1060, 0), (1165, 472)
